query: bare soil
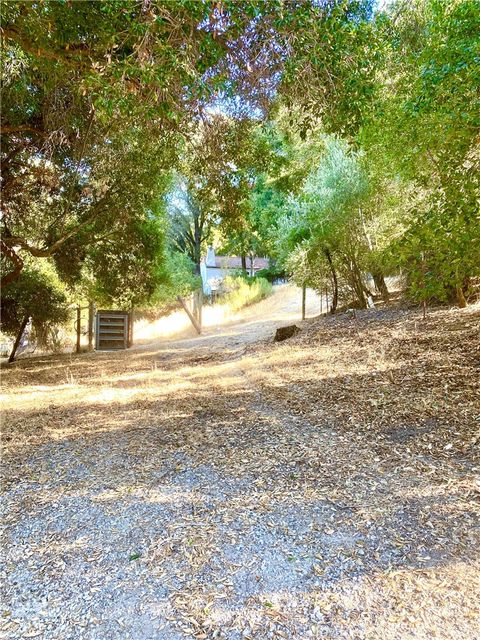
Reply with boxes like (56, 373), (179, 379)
(1, 285), (479, 639)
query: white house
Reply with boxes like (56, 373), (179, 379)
(200, 246), (269, 295)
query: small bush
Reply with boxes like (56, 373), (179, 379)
(1, 267), (71, 342)
(222, 276), (272, 312)
(256, 264), (286, 283)
(149, 251), (201, 313)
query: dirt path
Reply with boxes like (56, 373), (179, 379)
(1, 292), (479, 639)
(133, 283), (321, 353)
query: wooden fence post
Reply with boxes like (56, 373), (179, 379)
(193, 289), (203, 329)
(127, 309), (134, 347)
(88, 301), (94, 351)
(302, 283), (306, 320)
(193, 290), (199, 325)
(197, 289), (203, 329)
(178, 296), (201, 335)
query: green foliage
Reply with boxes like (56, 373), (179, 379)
(89, 215), (168, 309)
(1, 0), (281, 305)
(167, 173), (214, 272)
(245, 175), (291, 259)
(222, 276), (273, 312)
(276, 136), (375, 307)
(277, 0), (380, 135)
(1, 0), (187, 304)
(273, 0), (479, 308)
(1, 0), (477, 319)
(1, 265), (70, 339)
(301, 137), (368, 234)
(175, 116), (285, 270)
(255, 264), (285, 283)
(358, 0), (480, 304)
(151, 251), (201, 310)
(387, 204), (480, 303)
(285, 242), (329, 291)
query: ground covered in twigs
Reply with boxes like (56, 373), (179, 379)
(1, 291), (479, 640)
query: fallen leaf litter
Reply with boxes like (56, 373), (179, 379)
(1, 289), (479, 639)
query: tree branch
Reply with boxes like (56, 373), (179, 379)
(2, 26), (91, 65)
(1, 240), (24, 286)
(1, 125), (47, 137)
(2, 206), (102, 258)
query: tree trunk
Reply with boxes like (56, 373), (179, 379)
(8, 315), (29, 363)
(248, 253), (256, 277)
(372, 271), (390, 302)
(456, 285), (467, 308)
(194, 289), (203, 329)
(127, 309), (134, 347)
(347, 258), (368, 309)
(241, 253), (247, 271)
(324, 248), (338, 313)
(76, 306), (81, 353)
(193, 222), (201, 275)
(353, 280), (367, 308)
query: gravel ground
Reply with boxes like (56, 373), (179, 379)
(1, 287), (479, 639)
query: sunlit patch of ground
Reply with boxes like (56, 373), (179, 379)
(134, 284), (322, 342)
(1, 288), (479, 639)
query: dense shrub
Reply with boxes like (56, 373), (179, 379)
(1, 267), (71, 343)
(255, 264), (286, 283)
(150, 252), (201, 311)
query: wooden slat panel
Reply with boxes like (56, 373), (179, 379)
(95, 312), (128, 350)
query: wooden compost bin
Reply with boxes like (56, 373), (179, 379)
(95, 310), (130, 351)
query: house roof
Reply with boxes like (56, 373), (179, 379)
(208, 256), (270, 270)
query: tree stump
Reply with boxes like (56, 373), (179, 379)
(274, 325), (300, 342)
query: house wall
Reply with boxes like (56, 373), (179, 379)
(200, 245), (269, 294)
(206, 266), (235, 281)
(202, 266), (236, 293)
